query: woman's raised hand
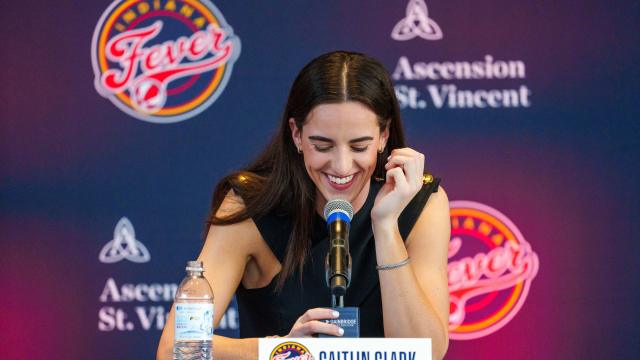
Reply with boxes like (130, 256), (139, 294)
(371, 147), (425, 226)
(286, 308), (344, 337)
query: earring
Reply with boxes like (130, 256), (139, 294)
(374, 148), (385, 182)
(297, 146), (302, 154)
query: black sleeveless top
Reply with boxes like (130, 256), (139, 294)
(236, 178), (441, 337)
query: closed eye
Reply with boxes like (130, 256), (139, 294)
(313, 145), (332, 152)
(351, 146), (369, 152)
(312, 145), (369, 153)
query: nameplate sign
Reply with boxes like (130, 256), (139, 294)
(258, 338), (431, 360)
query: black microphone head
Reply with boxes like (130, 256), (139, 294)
(323, 199), (354, 221)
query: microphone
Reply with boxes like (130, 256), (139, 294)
(320, 199), (360, 338)
(323, 199), (354, 298)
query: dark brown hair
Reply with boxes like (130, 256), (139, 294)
(206, 51), (406, 289)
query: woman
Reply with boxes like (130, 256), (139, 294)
(157, 51), (450, 359)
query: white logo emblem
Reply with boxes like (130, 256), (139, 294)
(391, 0), (443, 41)
(99, 217), (150, 264)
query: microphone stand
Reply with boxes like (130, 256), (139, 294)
(326, 231), (350, 307)
(325, 239), (359, 337)
(331, 290), (345, 308)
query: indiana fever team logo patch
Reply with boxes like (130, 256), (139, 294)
(270, 341), (313, 360)
(91, 0), (241, 123)
(448, 201), (539, 340)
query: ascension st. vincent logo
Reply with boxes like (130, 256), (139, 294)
(91, 0), (241, 123)
(391, 0), (443, 41)
(99, 217), (150, 264)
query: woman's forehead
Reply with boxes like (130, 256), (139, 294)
(304, 102), (379, 137)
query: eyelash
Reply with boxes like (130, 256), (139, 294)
(313, 145), (369, 153)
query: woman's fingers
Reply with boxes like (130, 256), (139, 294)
(384, 154), (413, 169)
(296, 320), (344, 337)
(386, 149), (425, 191)
(288, 308), (343, 337)
(298, 308), (338, 323)
(385, 167), (410, 195)
(372, 148), (426, 222)
(385, 155), (418, 188)
(389, 147), (423, 159)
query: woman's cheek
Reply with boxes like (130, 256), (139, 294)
(361, 151), (378, 172)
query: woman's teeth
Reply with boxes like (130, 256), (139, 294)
(327, 174), (354, 184)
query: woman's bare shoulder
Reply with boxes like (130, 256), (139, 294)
(406, 185), (450, 249)
(203, 190), (278, 258)
(203, 189), (263, 255)
(201, 189), (281, 288)
(215, 188), (247, 217)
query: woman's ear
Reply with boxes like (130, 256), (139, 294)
(289, 118), (302, 151)
(380, 122), (390, 151)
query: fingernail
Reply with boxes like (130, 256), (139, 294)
(338, 327), (344, 336)
(332, 311), (340, 318)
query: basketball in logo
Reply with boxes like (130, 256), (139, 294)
(270, 341), (313, 360)
(91, 0), (241, 123)
(448, 201), (539, 340)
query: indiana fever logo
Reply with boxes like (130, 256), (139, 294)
(270, 342), (313, 360)
(448, 201), (539, 340)
(91, 0), (241, 123)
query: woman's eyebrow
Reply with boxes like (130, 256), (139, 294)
(308, 135), (333, 143)
(349, 136), (374, 143)
(307, 135), (374, 143)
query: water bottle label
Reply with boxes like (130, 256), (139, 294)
(174, 303), (214, 341)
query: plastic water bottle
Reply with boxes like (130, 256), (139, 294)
(173, 261), (214, 360)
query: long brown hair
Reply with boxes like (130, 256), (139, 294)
(206, 51), (406, 290)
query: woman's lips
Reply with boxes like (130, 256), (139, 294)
(325, 172), (357, 191)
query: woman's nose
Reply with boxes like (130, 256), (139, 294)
(333, 148), (352, 175)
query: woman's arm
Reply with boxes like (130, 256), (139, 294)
(373, 186), (450, 359)
(372, 149), (450, 360)
(156, 191), (344, 360)
(156, 191), (263, 360)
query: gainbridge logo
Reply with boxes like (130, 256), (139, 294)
(91, 0), (241, 124)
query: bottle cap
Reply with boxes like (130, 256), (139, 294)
(186, 260), (204, 272)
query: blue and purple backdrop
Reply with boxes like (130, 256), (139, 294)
(1, 0), (639, 359)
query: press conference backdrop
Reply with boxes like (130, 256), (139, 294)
(1, 0), (638, 359)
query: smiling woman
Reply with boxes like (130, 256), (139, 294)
(157, 51), (451, 360)
(290, 101), (388, 215)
